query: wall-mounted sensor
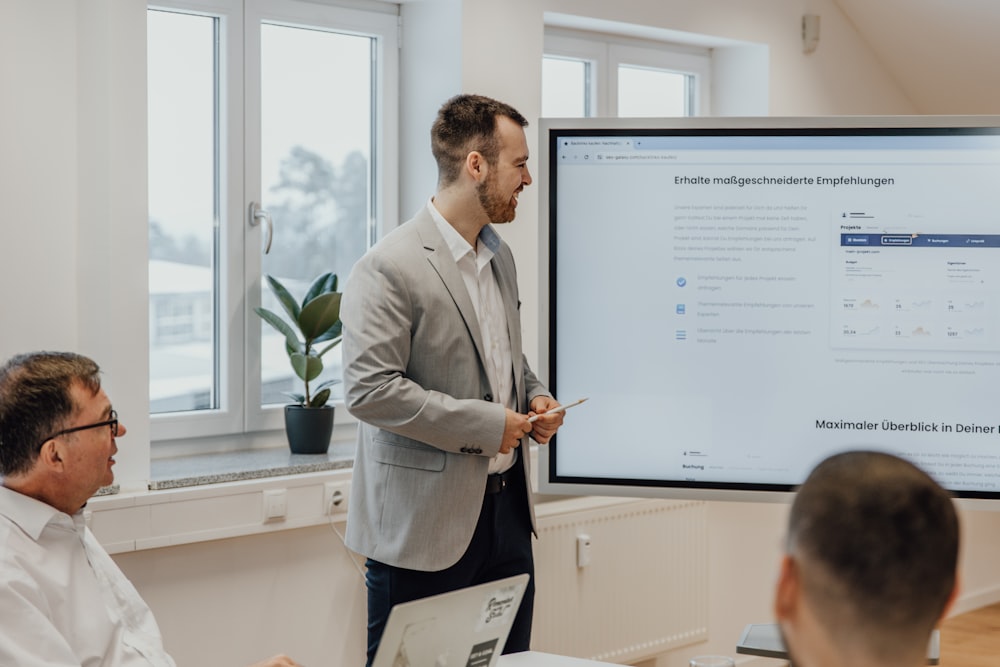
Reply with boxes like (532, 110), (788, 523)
(576, 534), (592, 568)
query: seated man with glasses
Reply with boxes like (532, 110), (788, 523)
(0, 351), (302, 667)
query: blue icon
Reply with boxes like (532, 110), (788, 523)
(675, 330), (687, 341)
(676, 304), (686, 315)
(676, 277), (687, 287)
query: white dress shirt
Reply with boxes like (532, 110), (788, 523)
(428, 200), (517, 474)
(0, 485), (176, 667)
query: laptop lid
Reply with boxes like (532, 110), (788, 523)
(372, 574), (530, 667)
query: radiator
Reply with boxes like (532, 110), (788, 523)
(531, 497), (709, 663)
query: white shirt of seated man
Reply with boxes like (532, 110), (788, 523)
(0, 378), (174, 667)
(0, 485), (175, 666)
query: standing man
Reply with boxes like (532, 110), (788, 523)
(774, 450), (960, 667)
(0, 351), (300, 667)
(341, 94), (565, 664)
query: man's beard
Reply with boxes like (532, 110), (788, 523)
(477, 170), (517, 224)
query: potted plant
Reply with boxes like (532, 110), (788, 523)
(255, 272), (342, 454)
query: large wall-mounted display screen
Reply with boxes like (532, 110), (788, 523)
(538, 116), (1000, 501)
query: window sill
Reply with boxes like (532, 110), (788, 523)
(148, 440), (355, 490)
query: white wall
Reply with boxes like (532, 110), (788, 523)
(114, 524), (368, 666)
(3, 0), (1000, 666)
(0, 1), (79, 352)
(0, 0), (152, 490)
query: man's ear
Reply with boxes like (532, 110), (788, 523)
(37, 440), (64, 470)
(774, 554), (799, 622)
(466, 151), (486, 181)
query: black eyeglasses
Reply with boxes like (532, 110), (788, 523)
(38, 410), (119, 449)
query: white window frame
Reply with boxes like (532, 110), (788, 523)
(544, 32), (603, 116)
(148, 0), (398, 443)
(544, 27), (712, 117)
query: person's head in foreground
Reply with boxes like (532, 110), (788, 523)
(775, 450), (959, 667)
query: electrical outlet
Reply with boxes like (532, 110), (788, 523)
(324, 481), (350, 516)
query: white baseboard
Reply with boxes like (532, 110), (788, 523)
(951, 584), (1000, 617)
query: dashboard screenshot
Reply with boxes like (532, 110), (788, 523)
(546, 123), (1000, 497)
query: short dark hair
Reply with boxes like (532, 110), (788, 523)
(787, 450), (958, 657)
(0, 351), (102, 476)
(431, 94), (528, 187)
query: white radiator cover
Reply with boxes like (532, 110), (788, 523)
(531, 497), (709, 663)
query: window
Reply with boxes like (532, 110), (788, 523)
(542, 56), (592, 118)
(148, 0), (398, 441)
(542, 28), (710, 118)
(616, 64), (690, 117)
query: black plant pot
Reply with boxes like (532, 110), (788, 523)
(284, 404), (334, 454)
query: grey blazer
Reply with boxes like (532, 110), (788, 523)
(341, 207), (549, 571)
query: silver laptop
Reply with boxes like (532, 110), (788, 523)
(372, 574), (530, 667)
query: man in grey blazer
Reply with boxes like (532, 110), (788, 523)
(341, 94), (565, 665)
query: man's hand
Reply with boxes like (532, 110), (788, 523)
(527, 396), (565, 444)
(501, 408), (533, 454)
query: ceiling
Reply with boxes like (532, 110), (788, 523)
(834, 0), (1000, 114)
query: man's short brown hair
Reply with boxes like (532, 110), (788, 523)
(430, 94), (528, 187)
(787, 450), (958, 659)
(0, 351), (102, 475)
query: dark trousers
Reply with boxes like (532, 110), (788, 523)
(364, 456), (535, 666)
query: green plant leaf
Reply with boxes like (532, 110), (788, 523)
(257, 272), (343, 407)
(303, 272), (338, 306)
(265, 274), (301, 323)
(314, 321), (343, 345)
(313, 378), (342, 393)
(283, 391), (306, 404)
(299, 292), (342, 343)
(254, 307), (303, 354)
(316, 335), (343, 356)
(290, 352), (324, 382)
(308, 388), (331, 408)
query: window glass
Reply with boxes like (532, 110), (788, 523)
(258, 23), (374, 407)
(147, 10), (219, 414)
(542, 56), (589, 118)
(617, 65), (689, 117)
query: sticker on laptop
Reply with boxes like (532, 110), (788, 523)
(475, 581), (524, 632)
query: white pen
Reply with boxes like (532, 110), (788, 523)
(527, 397), (588, 423)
